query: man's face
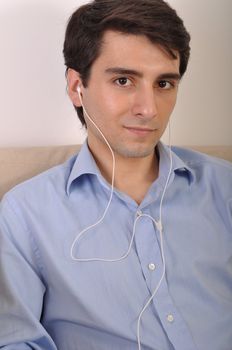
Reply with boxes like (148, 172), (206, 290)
(79, 31), (180, 159)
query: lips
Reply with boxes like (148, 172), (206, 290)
(124, 126), (156, 136)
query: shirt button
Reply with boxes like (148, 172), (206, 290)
(167, 314), (174, 323)
(148, 263), (156, 271)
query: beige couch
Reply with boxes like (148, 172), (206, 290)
(0, 144), (232, 200)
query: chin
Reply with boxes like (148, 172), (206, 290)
(113, 143), (156, 159)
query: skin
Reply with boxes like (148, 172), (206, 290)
(68, 31), (180, 203)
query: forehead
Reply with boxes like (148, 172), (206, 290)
(93, 30), (180, 74)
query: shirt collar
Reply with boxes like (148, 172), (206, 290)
(66, 141), (195, 195)
(158, 142), (195, 185)
(66, 140), (102, 195)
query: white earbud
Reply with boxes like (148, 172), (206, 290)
(77, 85), (82, 104)
(77, 85), (81, 94)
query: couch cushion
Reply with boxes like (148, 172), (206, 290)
(0, 145), (80, 199)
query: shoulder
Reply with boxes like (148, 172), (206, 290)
(172, 146), (232, 172)
(172, 146), (232, 191)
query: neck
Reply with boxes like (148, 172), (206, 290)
(88, 140), (159, 204)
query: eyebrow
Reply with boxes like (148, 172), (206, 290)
(105, 67), (181, 81)
(105, 67), (143, 77)
(158, 73), (181, 81)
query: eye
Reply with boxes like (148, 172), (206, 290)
(115, 77), (132, 87)
(158, 80), (173, 89)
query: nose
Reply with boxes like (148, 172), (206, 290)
(131, 86), (158, 120)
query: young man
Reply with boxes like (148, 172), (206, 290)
(0, 1), (231, 349)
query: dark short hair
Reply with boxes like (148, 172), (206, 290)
(63, 0), (191, 126)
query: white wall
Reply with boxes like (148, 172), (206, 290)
(0, 0), (231, 147)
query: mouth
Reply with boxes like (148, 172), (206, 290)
(124, 126), (156, 136)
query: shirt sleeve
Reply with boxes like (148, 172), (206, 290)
(0, 196), (57, 350)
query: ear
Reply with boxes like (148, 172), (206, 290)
(66, 68), (82, 107)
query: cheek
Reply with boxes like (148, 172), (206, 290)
(101, 89), (130, 115)
(160, 93), (177, 116)
(84, 98), (118, 134)
(87, 88), (121, 118)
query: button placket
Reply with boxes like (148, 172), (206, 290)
(132, 207), (197, 349)
(134, 212), (163, 295)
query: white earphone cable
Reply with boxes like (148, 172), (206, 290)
(70, 89), (116, 261)
(71, 87), (173, 350)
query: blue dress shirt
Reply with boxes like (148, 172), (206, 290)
(0, 141), (232, 350)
